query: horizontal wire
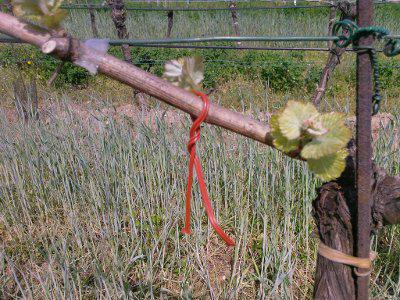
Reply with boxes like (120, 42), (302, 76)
(2, 34), (398, 49)
(0, 36), (338, 51)
(4, 34), (399, 45)
(110, 43), (336, 51)
(62, 4), (332, 11)
(61, 0), (397, 11)
(108, 36), (340, 44)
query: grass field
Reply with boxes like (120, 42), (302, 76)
(0, 1), (400, 299)
(65, 2), (400, 41)
(0, 98), (399, 298)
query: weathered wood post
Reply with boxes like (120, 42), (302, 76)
(108, 0), (148, 107)
(229, 1), (241, 47)
(47, 62), (65, 86)
(108, 0), (132, 63)
(312, 1), (357, 107)
(355, 0), (374, 298)
(327, 1), (338, 49)
(166, 10), (174, 38)
(88, 0), (99, 38)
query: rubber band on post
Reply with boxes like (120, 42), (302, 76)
(318, 241), (376, 277)
(182, 90), (235, 247)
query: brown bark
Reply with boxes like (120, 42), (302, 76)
(312, 1), (357, 107)
(108, 0), (132, 63)
(88, 1), (99, 38)
(313, 142), (400, 299)
(166, 10), (174, 38)
(229, 2), (241, 47)
(107, 0), (149, 107)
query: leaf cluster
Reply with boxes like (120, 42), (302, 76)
(271, 101), (351, 181)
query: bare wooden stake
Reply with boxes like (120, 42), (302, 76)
(166, 10), (174, 38)
(88, 0), (99, 38)
(107, 0), (149, 107)
(327, 1), (338, 49)
(108, 0), (132, 63)
(312, 1), (356, 107)
(229, 1), (242, 46)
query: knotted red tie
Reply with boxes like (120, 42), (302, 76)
(182, 90), (235, 247)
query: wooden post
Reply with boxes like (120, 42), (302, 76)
(312, 1), (357, 107)
(229, 1), (241, 47)
(88, 0), (99, 38)
(166, 10), (174, 38)
(108, 0), (132, 63)
(327, 1), (338, 49)
(47, 29), (68, 87)
(107, 0), (148, 107)
(355, 0), (374, 298)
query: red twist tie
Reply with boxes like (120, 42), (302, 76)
(182, 90), (235, 247)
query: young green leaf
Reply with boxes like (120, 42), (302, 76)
(270, 115), (300, 152)
(300, 112), (352, 159)
(271, 101), (351, 181)
(307, 149), (348, 181)
(278, 100), (319, 140)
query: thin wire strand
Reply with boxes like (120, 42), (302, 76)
(61, 4), (333, 11)
(0, 35), (340, 44)
(0, 36), (339, 51)
(4, 34), (399, 45)
(108, 36), (341, 44)
(60, 0), (397, 11)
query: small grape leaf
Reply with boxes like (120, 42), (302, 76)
(270, 115), (299, 152)
(278, 101), (319, 140)
(307, 149), (348, 181)
(301, 112), (351, 160)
